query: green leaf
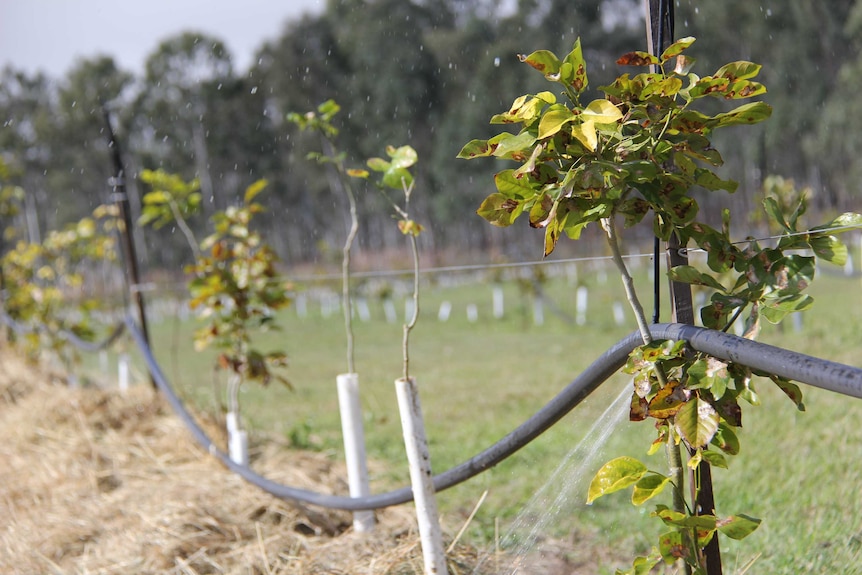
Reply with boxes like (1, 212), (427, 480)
(657, 530), (689, 564)
(655, 507), (718, 531)
(564, 38), (588, 93)
(538, 104), (576, 139)
(492, 131), (538, 159)
(812, 212), (862, 232)
(715, 61), (762, 81)
(761, 294), (814, 324)
(717, 514), (761, 540)
(367, 157), (390, 172)
(457, 139), (496, 159)
(587, 456), (647, 504)
(387, 144), (418, 169)
(660, 36), (696, 61)
(614, 551), (662, 575)
(769, 375), (805, 411)
(713, 101), (772, 127)
(519, 49), (561, 78)
(476, 193), (523, 227)
(494, 169), (537, 199)
(668, 265), (727, 292)
(701, 450), (728, 469)
(381, 166), (413, 190)
(809, 234), (847, 265)
(632, 474), (671, 506)
(675, 397), (719, 449)
(711, 422), (740, 455)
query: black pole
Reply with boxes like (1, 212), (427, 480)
(645, 1), (723, 573)
(101, 106), (156, 390)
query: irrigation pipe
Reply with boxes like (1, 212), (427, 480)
(0, 310), (126, 353)
(124, 316), (862, 510)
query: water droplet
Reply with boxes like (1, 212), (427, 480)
(250, 86), (258, 94)
(494, 57), (500, 67)
(217, 83), (223, 90)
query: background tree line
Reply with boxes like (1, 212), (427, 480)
(1, 0), (860, 271)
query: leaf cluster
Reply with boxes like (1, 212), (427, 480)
(459, 37), (771, 257)
(461, 36), (862, 572)
(0, 202), (119, 363)
(186, 180), (292, 388)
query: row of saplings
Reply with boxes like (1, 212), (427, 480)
(2, 36), (861, 575)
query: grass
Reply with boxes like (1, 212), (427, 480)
(90, 257), (862, 574)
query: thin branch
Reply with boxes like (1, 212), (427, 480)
(401, 180), (419, 382)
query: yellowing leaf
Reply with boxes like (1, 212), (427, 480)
(243, 179), (268, 204)
(587, 456), (647, 504)
(582, 99), (623, 124)
(572, 120), (597, 151)
(347, 168), (370, 178)
(538, 104), (576, 139)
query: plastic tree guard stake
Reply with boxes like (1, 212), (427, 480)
(226, 411), (248, 466)
(395, 377), (448, 575)
(118, 353), (130, 393)
(337, 373), (375, 532)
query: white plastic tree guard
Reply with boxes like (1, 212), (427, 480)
(395, 377), (448, 575)
(337, 373), (375, 532)
(226, 411), (248, 466)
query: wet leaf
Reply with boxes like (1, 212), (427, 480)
(632, 474), (671, 505)
(586, 456), (647, 504)
(519, 49), (561, 78)
(675, 396), (719, 449)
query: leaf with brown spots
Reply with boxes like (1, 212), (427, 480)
(616, 51), (660, 67)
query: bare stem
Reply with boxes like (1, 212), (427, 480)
(401, 180), (419, 382)
(320, 136), (359, 374)
(603, 215), (686, 526)
(169, 199), (203, 264)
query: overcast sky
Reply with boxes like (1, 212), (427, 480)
(0, 0), (326, 79)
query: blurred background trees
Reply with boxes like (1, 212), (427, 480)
(0, 0), (859, 271)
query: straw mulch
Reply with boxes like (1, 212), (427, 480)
(0, 342), (618, 574)
(0, 344), (497, 575)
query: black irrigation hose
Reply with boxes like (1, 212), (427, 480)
(0, 310), (126, 353)
(125, 315), (862, 511)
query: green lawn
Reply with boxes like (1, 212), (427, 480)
(97, 261), (862, 574)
